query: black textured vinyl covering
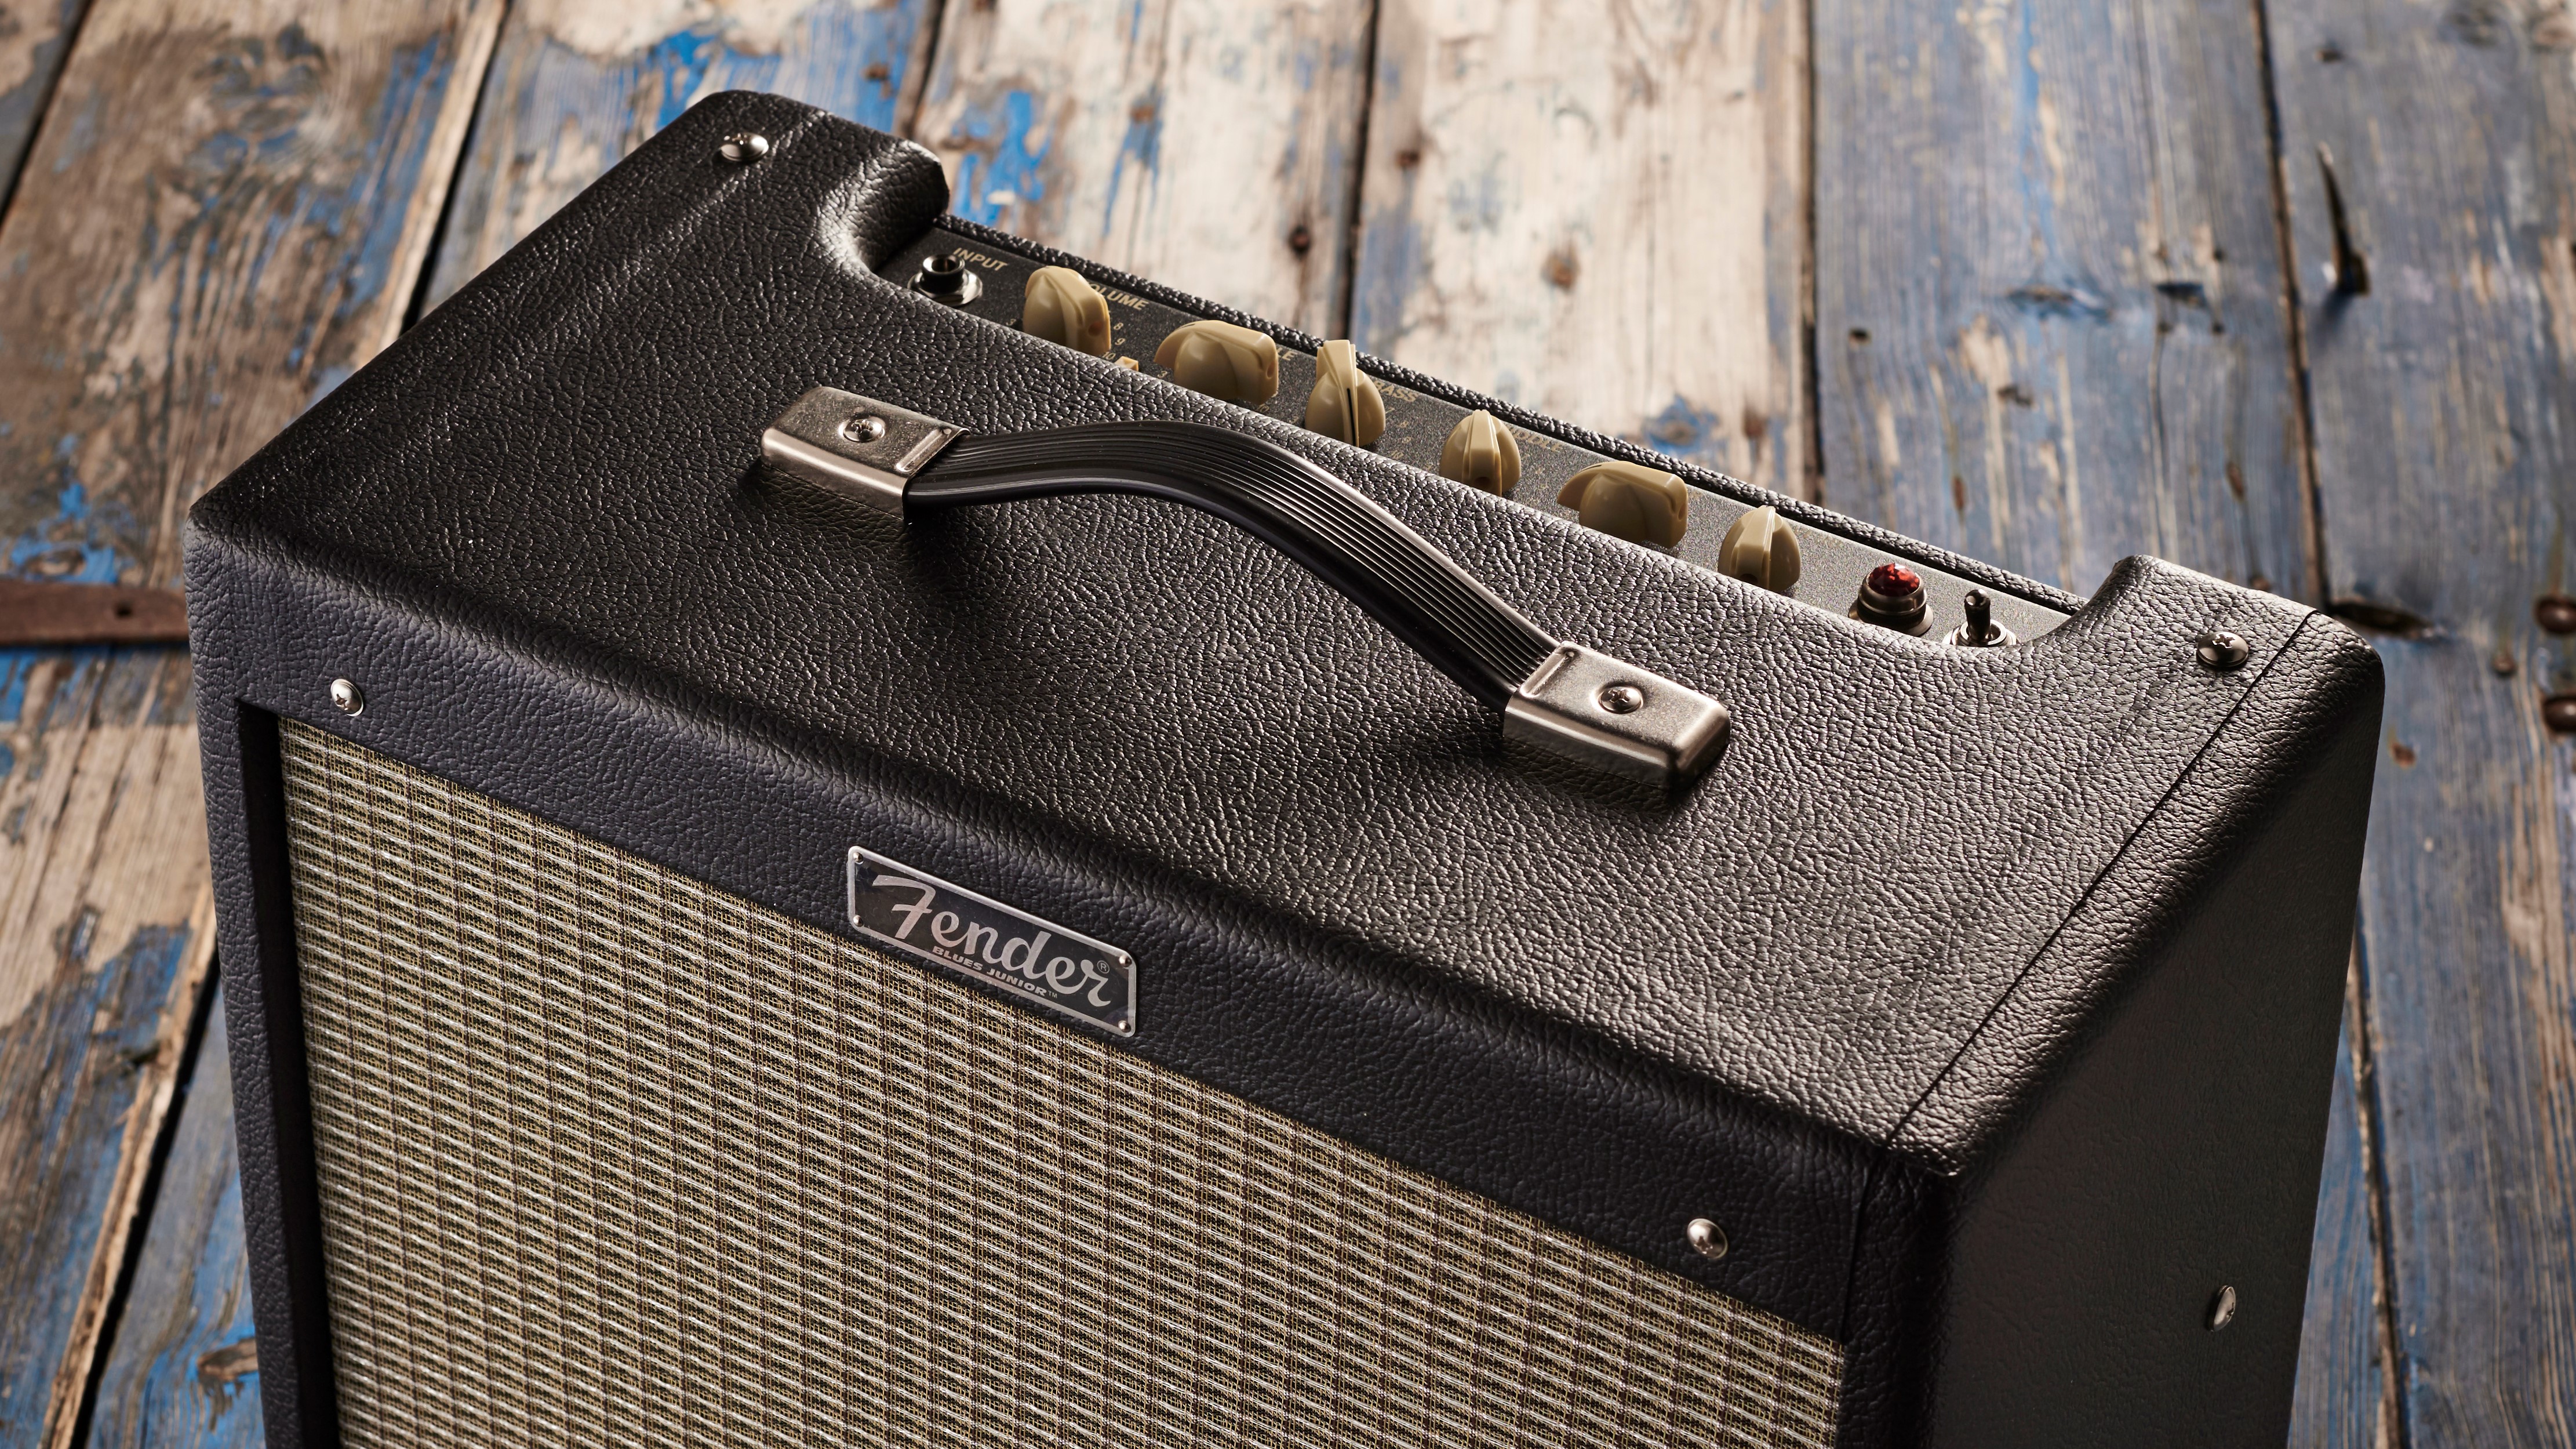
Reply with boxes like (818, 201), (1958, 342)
(189, 94), (2382, 1448)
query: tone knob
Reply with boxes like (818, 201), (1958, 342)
(1153, 320), (1279, 404)
(1305, 340), (1387, 446)
(1558, 460), (1687, 547)
(1021, 266), (1114, 355)
(1717, 505), (1800, 594)
(1438, 410), (1521, 495)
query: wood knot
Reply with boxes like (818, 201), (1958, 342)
(198, 1338), (259, 1393)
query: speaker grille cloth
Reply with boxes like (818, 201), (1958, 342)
(281, 721), (1843, 1448)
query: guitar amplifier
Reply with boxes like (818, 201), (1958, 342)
(189, 93), (2381, 1448)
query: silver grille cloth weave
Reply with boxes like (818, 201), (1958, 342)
(282, 721), (1843, 1448)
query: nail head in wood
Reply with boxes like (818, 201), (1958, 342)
(0, 580), (190, 646)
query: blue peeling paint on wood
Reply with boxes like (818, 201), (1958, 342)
(2267, 0), (2576, 1433)
(1349, 193), (1424, 357)
(947, 88), (1051, 230)
(86, 989), (262, 1449)
(0, 640), (207, 1444)
(0, 5), (502, 590)
(0, 917), (201, 1444)
(1814, 0), (2312, 599)
(8, 476), (129, 585)
(0, 0), (88, 207)
(336, 37), (469, 325)
(1098, 83), (1163, 237)
(2291, 1019), (2390, 1446)
(1347, 52), (1418, 354)
(914, 0), (1370, 332)
(422, 0), (938, 307)
(1641, 396), (1727, 463)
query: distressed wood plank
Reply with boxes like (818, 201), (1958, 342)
(2292, 1003), (2397, 1448)
(2347, 645), (2576, 1445)
(0, 0), (504, 590)
(0, 6), (501, 1443)
(0, 647), (215, 1449)
(2266, 0), (2576, 1439)
(913, 0), (1376, 336)
(1811, 0), (2311, 598)
(422, 0), (942, 309)
(86, 986), (261, 1449)
(1347, 0), (1807, 492)
(0, 0), (88, 209)
(0, 582), (189, 647)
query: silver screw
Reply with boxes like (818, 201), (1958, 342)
(1598, 683), (1645, 714)
(841, 413), (887, 444)
(1686, 1218), (1728, 1260)
(718, 132), (771, 164)
(2196, 629), (2251, 671)
(2206, 1284), (2238, 1330)
(329, 678), (365, 716)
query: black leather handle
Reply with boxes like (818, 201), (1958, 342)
(761, 390), (1729, 786)
(914, 421), (1558, 709)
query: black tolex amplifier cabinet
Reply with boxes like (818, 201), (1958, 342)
(190, 93), (2381, 1448)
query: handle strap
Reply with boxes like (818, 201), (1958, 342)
(762, 387), (1727, 786)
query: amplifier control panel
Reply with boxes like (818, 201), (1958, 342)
(878, 227), (2071, 644)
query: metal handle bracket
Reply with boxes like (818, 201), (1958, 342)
(1503, 644), (1730, 787)
(762, 386), (964, 514)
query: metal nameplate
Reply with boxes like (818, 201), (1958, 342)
(847, 847), (1136, 1035)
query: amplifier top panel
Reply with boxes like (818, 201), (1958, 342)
(871, 223), (2073, 651)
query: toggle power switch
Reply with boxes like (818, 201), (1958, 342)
(1439, 410), (1522, 495)
(1020, 266), (1114, 355)
(1944, 588), (2018, 647)
(1558, 460), (1688, 547)
(1154, 320), (1280, 404)
(1717, 505), (1801, 594)
(1305, 340), (1387, 446)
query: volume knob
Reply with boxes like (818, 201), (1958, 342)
(1558, 460), (1688, 547)
(1021, 266), (1114, 355)
(1153, 320), (1280, 404)
(1438, 410), (1521, 495)
(1716, 505), (1800, 594)
(1305, 340), (1387, 446)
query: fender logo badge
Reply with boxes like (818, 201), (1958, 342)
(847, 847), (1136, 1036)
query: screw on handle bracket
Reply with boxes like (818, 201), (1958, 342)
(762, 387), (966, 515)
(1503, 644), (1731, 788)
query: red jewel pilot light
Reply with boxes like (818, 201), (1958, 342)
(1854, 562), (1931, 635)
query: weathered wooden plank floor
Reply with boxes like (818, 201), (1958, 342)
(1, 0), (2566, 1444)
(2267, 0), (2576, 1440)
(1352, 0), (1808, 493)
